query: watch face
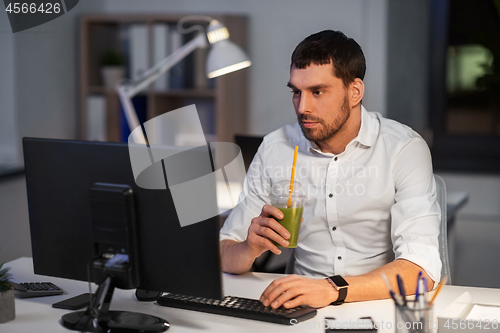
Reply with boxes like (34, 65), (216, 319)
(330, 275), (349, 288)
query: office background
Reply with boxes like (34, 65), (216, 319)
(1, 0), (499, 288)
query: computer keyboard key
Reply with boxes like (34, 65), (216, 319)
(12, 282), (64, 298)
(157, 293), (317, 325)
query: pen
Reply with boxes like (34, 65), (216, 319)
(396, 274), (407, 306)
(422, 277), (428, 307)
(381, 273), (404, 307)
(429, 275), (448, 305)
(414, 271), (423, 304)
(417, 278), (426, 310)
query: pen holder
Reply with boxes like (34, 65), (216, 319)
(395, 301), (434, 333)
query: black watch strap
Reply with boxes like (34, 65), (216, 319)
(327, 275), (349, 305)
(332, 285), (347, 305)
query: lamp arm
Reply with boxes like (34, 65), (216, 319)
(117, 33), (208, 143)
(125, 33), (207, 97)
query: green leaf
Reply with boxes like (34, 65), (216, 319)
(0, 263), (13, 293)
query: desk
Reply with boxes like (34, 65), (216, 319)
(3, 257), (500, 333)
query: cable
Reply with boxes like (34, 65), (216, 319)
(85, 256), (101, 320)
(84, 254), (130, 322)
(177, 15), (215, 35)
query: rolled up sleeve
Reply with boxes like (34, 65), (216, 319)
(390, 138), (442, 283)
(219, 142), (271, 243)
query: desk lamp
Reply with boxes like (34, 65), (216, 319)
(117, 16), (251, 144)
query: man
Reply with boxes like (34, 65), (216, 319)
(219, 30), (441, 309)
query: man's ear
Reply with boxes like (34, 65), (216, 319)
(349, 78), (365, 107)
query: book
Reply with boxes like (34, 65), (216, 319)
(129, 24), (149, 81)
(86, 95), (106, 141)
(152, 23), (170, 91)
(169, 25), (185, 89)
(120, 95), (147, 143)
(194, 44), (209, 89)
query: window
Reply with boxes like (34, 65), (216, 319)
(429, 0), (500, 172)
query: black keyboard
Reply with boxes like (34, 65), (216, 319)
(12, 282), (64, 298)
(157, 293), (317, 325)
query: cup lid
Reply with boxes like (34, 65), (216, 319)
(270, 180), (305, 197)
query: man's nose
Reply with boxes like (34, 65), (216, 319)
(297, 93), (313, 114)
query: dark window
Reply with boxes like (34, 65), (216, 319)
(429, 0), (500, 172)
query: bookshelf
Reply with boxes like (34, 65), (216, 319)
(79, 14), (249, 144)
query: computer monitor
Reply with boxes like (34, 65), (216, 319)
(23, 138), (223, 332)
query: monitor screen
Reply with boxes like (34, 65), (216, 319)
(23, 138), (222, 300)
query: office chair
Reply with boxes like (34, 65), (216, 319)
(435, 174), (451, 285)
(286, 174), (452, 285)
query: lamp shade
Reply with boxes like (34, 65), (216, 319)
(206, 40), (251, 78)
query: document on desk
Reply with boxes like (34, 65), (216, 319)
(466, 304), (500, 322)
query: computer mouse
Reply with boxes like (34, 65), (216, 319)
(135, 289), (161, 301)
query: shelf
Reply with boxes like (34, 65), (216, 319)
(88, 86), (216, 98)
(154, 89), (216, 98)
(80, 14), (249, 144)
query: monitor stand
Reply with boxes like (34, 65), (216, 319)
(60, 275), (169, 332)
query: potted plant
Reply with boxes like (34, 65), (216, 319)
(0, 263), (15, 323)
(100, 49), (126, 89)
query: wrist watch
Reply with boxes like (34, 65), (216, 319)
(326, 275), (349, 305)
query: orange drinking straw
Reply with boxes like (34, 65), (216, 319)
(287, 146), (299, 208)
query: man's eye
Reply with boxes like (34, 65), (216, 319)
(291, 90), (300, 96)
(313, 91), (323, 96)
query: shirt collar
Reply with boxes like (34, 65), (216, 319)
(355, 105), (378, 148)
(306, 105), (378, 156)
(306, 140), (327, 156)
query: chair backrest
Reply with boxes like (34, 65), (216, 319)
(234, 135), (264, 171)
(435, 174), (451, 285)
(286, 174), (452, 284)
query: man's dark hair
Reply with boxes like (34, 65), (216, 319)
(291, 30), (366, 87)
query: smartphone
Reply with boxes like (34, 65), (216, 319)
(325, 317), (377, 333)
(52, 293), (93, 310)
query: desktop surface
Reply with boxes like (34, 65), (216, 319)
(5, 257), (500, 333)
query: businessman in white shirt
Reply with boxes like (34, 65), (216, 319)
(219, 30), (441, 309)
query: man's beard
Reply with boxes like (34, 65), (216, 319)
(298, 94), (351, 143)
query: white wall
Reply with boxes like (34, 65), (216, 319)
(0, 11), (19, 166)
(0, 177), (31, 262)
(0, 0), (105, 263)
(102, 0), (389, 135)
(386, 0), (429, 136)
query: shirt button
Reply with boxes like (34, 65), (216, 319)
(328, 193), (333, 198)
(337, 256), (342, 260)
(334, 157), (338, 161)
(332, 226), (337, 231)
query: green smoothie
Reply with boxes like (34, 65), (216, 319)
(275, 206), (303, 248)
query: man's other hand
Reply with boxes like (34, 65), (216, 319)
(260, 274), (337, 309)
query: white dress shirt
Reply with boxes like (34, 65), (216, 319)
(220, 106), (442, 282)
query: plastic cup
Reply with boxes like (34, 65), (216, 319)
(270, 194), (305, 248)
